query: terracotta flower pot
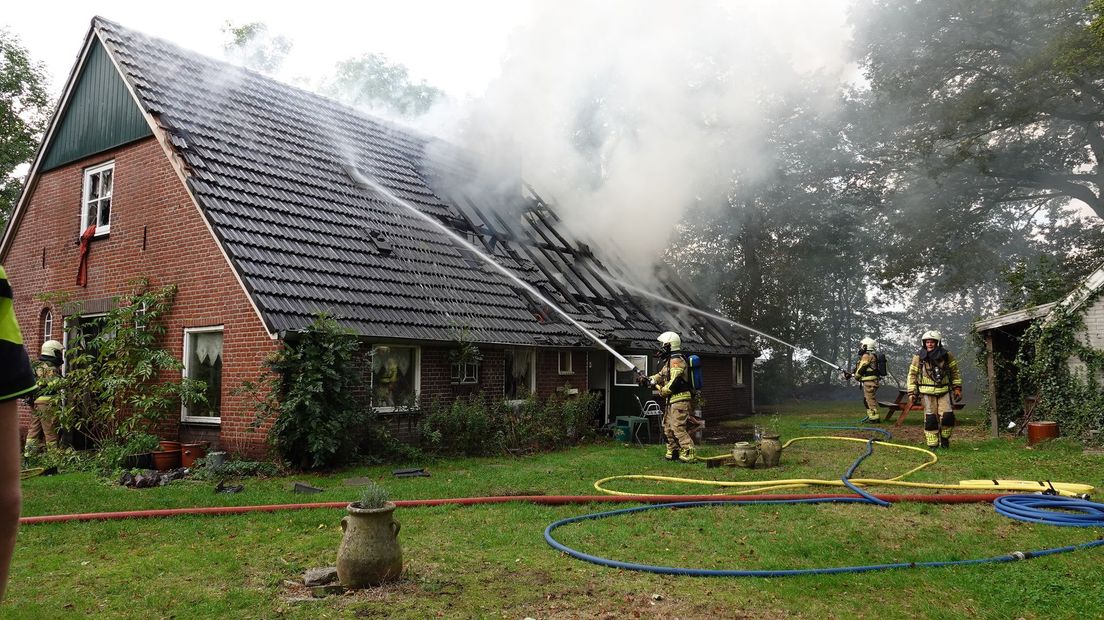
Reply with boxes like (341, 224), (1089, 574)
(336, 502), (403, 588)
(151, 449), (181, 471)
(181, 443), (207, 468)
(158, 440), (181, 452)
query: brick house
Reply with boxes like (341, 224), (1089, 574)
(1, 18), (757, 457)
(974, 261), (1104, 437)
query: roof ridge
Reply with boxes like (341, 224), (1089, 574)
(91, 16), (440, 151)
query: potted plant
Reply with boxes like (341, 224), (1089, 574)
(121, 432), (160, 469)
(336, 482), (403, 588)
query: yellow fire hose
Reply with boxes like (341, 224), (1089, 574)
(594, 436), (1095, 498)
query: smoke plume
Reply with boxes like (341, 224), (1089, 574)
(423, 0), (852, 277)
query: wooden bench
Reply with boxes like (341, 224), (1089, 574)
(880, 390), (964, 426)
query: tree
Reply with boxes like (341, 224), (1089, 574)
(221, 21), (291, 74)
(673, 92), (892, 399)
(854, 0), (1104, 219)
(0, 28), (51, 228)
(322, 53), (444, 117)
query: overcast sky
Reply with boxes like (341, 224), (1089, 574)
(4, 0), (852, 100)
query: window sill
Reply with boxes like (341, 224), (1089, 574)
(181, 417), (221, 426)
(76, 231), (110, 244)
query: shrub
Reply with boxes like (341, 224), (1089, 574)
(243, 314), (367, 469)
(190, 458), (280, 481)
(420, 392), (599, 456)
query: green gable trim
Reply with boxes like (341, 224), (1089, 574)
(40, 38), (152, 172)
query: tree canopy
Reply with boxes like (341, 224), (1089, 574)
(0, 28), (50, 229)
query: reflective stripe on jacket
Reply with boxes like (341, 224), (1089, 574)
(854, 352), (879, 383)
(649, 355), (692, 404)
(906, 351), (962, 395)
(0, 265), (36, 402)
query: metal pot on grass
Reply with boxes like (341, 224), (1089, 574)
(337, 483), (403, 588)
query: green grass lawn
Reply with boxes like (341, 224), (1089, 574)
(4, 400), (1103, 619)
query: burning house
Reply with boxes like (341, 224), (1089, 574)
(1, 17), (757, 456)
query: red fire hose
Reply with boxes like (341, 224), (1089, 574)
(20, 493), (1006, 525)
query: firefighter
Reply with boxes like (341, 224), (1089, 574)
(1, 265), (36, 599)
(906, 330), (963, 449)
(642, 331), (696, 462)
(24, 340), (63, 456)
(845, 337), (882, 423)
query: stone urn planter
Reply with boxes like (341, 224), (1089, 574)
(336, 502), (403, 588)
(732, 441), (759, 468)
(758, 432), (783, 467)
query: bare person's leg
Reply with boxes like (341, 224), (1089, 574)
(0, 399), (22, 600)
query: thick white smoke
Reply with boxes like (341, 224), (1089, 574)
(422, 0), (852, 277)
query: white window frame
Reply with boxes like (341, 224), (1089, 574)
(182, 325), (224, 424)
(614, 355), (649, 386)
(733, 357), (745, 387)
(81, 161), (114, 237)
(371, 345), (421, 413)
(557, 351), (574, 375)
(450, 359), (479, 385)
(41, 309), (53, 345)
(504, 347), (537, 404)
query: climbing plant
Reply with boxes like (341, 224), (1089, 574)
(1012, 290), (1104, 443)
(38, 279), (208, 447)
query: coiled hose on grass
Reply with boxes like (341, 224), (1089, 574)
(543, 496), (1104, 577)
(546, 425), (1104, 576)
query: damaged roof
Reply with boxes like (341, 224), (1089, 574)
(91, 17), (754, 356)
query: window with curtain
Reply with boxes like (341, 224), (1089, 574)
(183, 327), (223, 422)
(372, 345), (418, 410)
(732, 357), (745, 387)
(504, 347), (535, 400)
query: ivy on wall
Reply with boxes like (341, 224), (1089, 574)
(979, 288), (1104, 444)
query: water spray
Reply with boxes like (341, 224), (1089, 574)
(601, 273), (846, 372)
(343, 166), (639, 371)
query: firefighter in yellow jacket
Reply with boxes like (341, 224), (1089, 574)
(643, 331), (696, 462)
(906, 330), (963, 449)
(24, 340), (63, 456)
(846, 337), (882, 424)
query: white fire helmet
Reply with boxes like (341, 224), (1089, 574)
(921, 330), (942, 344)
(860, 337), (877, 351)
(657, 331), (682, 351)
(40, 339), (63, 358)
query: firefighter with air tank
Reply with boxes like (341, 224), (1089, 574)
(907, 330), (963, 449)
(637, 331), (696, 462)
(842, 336), (883, 424)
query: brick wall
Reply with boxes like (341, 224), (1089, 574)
(3, 137), (278, 458)
(375, 346), (591, 443)
(698, 354), (754, 422)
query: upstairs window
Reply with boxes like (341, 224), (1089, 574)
(82, 161), (114, 236)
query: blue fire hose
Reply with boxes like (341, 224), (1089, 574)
(545, 426), (1104, 576)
